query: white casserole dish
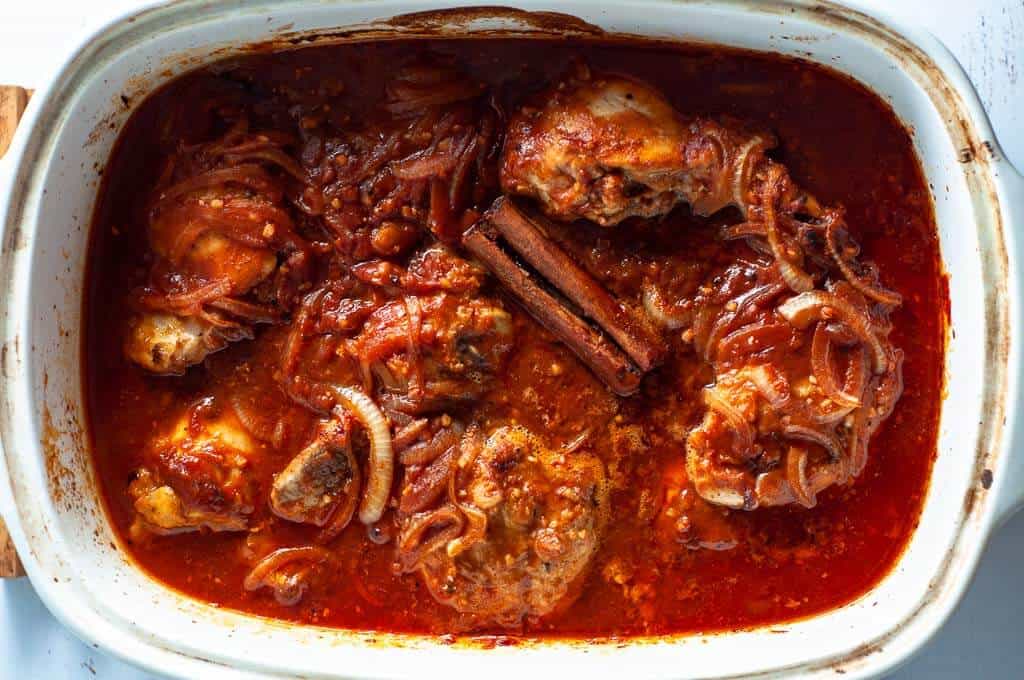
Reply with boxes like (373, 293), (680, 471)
(0, 1), (1022, 678)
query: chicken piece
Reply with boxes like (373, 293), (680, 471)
(685, 363), (852, 511)
(501, 66), (776, 226)
(126, 125), (311, 375)
(398, 426), (609, 627)
(270, 419), (360, 530)
(686, 364), (790, 510)
(684, 271), (903, 511)
(125, 233), (276, 376)
(124, 313), (239, 375)
(403, 244), (486, 294)
(347, 292), (515, 413)
(128, 400), (258, 537)
(655, 455), (738, 551)
(181, 232), (277, 293)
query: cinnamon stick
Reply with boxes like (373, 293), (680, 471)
(463, 223), (642, 396)
(486, 197), (666, 371)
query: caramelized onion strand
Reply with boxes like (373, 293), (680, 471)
(329, 385), (394, 524)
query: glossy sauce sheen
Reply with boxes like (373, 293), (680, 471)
(85, 39), (946, 637)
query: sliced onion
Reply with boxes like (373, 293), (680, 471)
(206, 296), (281, 324)
(720, 221), (766, 241)
(390, 151), (459, 180)
(720, 221), (801, 261)
(453, 424), (484, 472)
(753, 469), (791, 507)
(809, 462), (844, 494)
(446, 502), (487, 558)
(136, 279), (232, 316)
(843, 354), (902, 478)
(770, 243), (814, 294)
(807, 403), (856, 427)
(811, 322), (862, 409)
(384, 79), (482, 116)
(448, 131), (480, 210)
(756, 448), (847, 509)
(399, 425), (462, 466)
(642, 284), (689, 330)
(156, 165), (279, 206)
(704, 296), (753, 358)
(704, 387), (754, 453)
(825, 320), (860, 347)
(731, 136), (770, 213)
(329, 385), (394, 524)
(742, 364), (791, 410)
(347, 130), (403, 183)
(843, 345), (870, 404)
(777, 291), (888, 374)
(825, 217), (902, 306)
(845, 396), (874, 479)
(402, 295), (424, 400)
(716, 321), (791, 360)
(392, 418), (429, 451)
(874, 348), (905, 423)
(785, 446), (816, 508)
(691, 304), (717, 356)
(243, 546), (332, 599)
(316, 466), (362, 545)
(704, 307), (740, 361)
(722, 225), (774, 258)
(444, 428), (493, 553)
(762, 165), (814, 293)
(686, 433), (751, 510)
(280, 289), (322, 386)
(425, 176), (451, 239)
(222, 145), (307, 182)
(396, 505), (464, 572)
(783, 422), (845, 463)
(370, 361), (405, 392)
(399, 446), (456, 515)
(230, 391), (278, 443)
(705, 282), (786, 359)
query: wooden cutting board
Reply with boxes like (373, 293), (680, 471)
(0, 85), (31, 579)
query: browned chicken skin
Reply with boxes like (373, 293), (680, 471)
(397, 425), (609, 627)
(125, 313), (236, 376)
(280, 245), (515, 417)
(126, 123), (311, 375)
(128, 399), (258, 538)
(347, 292), (515, 414)
(269, 418), (360, 529)
(501, 65), (781, 227)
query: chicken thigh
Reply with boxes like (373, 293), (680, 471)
(128, 398), (258, 537)
(397, 425), (609, 627)
(501, 65), (779, 226)
(125, 123), (309, 375)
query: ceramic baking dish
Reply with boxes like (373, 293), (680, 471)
(0, 1), (1022, 678)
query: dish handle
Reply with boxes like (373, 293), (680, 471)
(0, 84), (29, 177)
(0, 84), (30, 578)
(994, 158), (1024, 527)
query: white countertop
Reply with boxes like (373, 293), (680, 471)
(1, 1), (1022, 678)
